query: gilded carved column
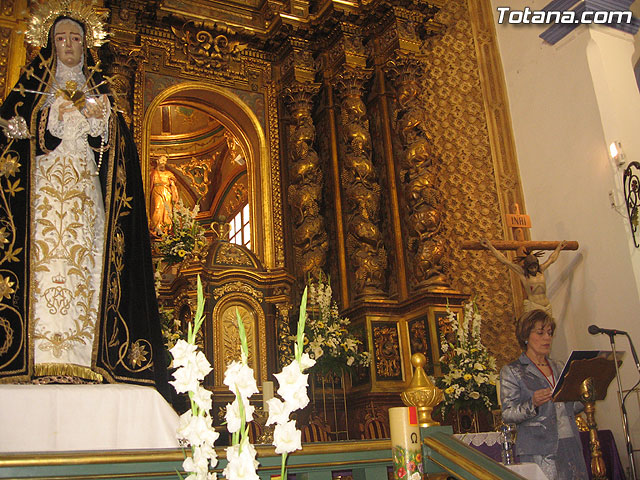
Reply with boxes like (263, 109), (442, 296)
(281, 38), (328, 282)
(283, 84), (327, 282)
(366, 2), (445, 296)
(104, 2), (147, 128)
(335, 68), (387, 297)
(385, 53), (448, 290)
(102, 40), (144, 128)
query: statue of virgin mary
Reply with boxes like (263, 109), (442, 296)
(0, 1), (170, 399)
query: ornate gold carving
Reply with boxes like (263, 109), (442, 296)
(335, 68), (387, 297)
(215, 242), (254, 266)
(275, 302), (293, 370)
(385, 53), (448, 290)
(0, 27), (11, 101)
(265, 80), (285, 267)
(171, 21), (247, 75)
(408, 318), (428, 357)
(212, 293), (267, 384)
(283, 82), (328, 281)
(175, 155), (214, 199)
(221, 303), (257, 367)
(221, 182), (248, 219)
(212, 281), (263, 301)
(580, 377), (607, 480)
(372, 322), (402, 379)
(102, 40), (144, 127)
(279, 37), (315, 84)
(418, 0), (520, 365)
(1, 1), (14, 18)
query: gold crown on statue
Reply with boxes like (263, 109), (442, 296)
(25, 0), (109, 49)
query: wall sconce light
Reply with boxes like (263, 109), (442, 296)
(610, 141), (626, 166)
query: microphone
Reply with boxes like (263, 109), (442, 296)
(588, 325), (627, 336)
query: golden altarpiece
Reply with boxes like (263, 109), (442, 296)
(0, 0), (528, 438)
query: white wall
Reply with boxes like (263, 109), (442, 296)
(490, 1), (640, 475)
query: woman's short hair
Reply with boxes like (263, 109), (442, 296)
(515, 309), (556, 350)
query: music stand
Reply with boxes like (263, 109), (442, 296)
(553, 353), (621, 480)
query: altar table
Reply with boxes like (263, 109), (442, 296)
(0, 384), (180, 452)
(454, 430), (625, 480)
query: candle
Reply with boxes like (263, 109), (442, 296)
(263, 380), (274, 411)
(389, 407), (421, 479)
(496, 380), (501, 406)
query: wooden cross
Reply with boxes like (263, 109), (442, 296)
(461, 204), (579, 256)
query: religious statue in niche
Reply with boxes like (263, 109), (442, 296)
(150, 155), (180, 236)
(479, 238), (568, 315)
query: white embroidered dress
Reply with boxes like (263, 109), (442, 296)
(32, 59), (109, 369)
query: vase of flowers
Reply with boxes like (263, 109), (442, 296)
(156, 202), (207, 266)
(302, 277), (370, 439)
(434, 300), (498, 433)
(304, 277), (370, 376)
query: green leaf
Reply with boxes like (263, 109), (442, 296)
(193, 274), (205, 336)
(236, 307), (249, 364)
(296, 286), (308, 362)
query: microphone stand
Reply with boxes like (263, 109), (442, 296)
(609, 333), (637, 479)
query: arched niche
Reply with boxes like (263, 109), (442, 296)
(141, 82), (274, 269)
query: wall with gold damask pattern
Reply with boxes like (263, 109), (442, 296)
(419, 0), (525, 366)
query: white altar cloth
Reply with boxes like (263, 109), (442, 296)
(507, 462), (549, 480)
(0, 384), (180, 452)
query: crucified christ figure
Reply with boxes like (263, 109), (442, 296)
(479, 238), (568, 315)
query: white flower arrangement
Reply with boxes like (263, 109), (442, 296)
(305, 278), (370, 374)
(435, 300), (498, 417)
(169, 276), (220, 480)
(266, 287), (315, 479)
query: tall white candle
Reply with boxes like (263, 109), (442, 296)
(263, 380), (274, 411)
(389, 407), (421, 479)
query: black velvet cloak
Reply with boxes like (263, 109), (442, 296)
(0, 18), (170, 400)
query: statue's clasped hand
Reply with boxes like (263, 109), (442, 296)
(83, 95), (107, 119)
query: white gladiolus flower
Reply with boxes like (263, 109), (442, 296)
(223, 440), (260, 480)
(170, 339), (198, 368)
(193, 351), (213, 379)
(171, 366), (202, 394)
(191, 385), (213, 412)
(273, 420), (302, 454)
(284, 385), (310, 411)
(225, 401), (242, 434)
(178, 411), (219, 447)
(274, 361), (308, 401)
(225, 398), (256, 433)
(266, 397), (292, 426)
(224, 361), (259, 398)
(298, 352), (316, 372)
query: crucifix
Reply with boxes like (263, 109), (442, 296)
(462, 205), (578, 315)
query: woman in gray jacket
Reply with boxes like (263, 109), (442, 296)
(500, 310), (588, 479)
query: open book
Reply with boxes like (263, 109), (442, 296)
(552, 350), (623, 399)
